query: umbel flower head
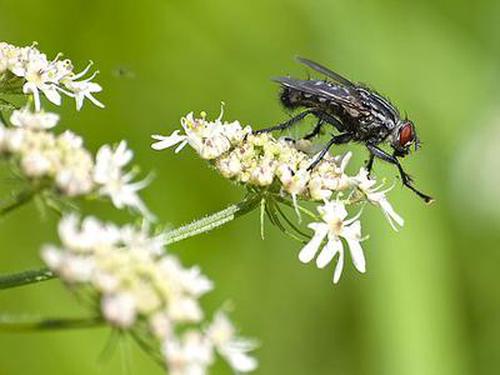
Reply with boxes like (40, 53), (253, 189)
(0, 41), (103, 111)
(152, 107), (405, 284)
(0, 107), (150, 216)
(42, 215), (258, 373)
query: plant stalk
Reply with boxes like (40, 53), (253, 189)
(0, 187), (37, 217)
(0, 316), (104, 332)
(162, 193), (261, 245)
(0, 267), (55, 290)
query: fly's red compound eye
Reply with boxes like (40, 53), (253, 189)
(399, 123), (414, 147)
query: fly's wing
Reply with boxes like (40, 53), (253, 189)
(296, 57), (354, 87)
(272, 76), (361, 107)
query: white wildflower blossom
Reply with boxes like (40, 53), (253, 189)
(41, 215), (212, 326)
(94, 141), (153, 219)
(152, 110), (250, 160)
(152, 108), (406, 284)
(62, 62), (104, 110)
(207, 311), (258, 373)
(164, 330), (214, 375)
(1, 107), (154, 216)
(351, 168), (404, 230)
(299, 201), (365, 284)
(0, 42), (103, 111)
(10, 107), (59, 130)
(151, 110), (356, 202)
(1, 111), (95, 196)
(41, 215), (257, 373)
(102, 292), (137, 328)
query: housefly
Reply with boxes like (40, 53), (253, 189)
(258, 57), (434, 203)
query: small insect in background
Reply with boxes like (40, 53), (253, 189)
(258, 57), (434, 203)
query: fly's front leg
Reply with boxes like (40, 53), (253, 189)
(255, 109), (316, 134)
(366, 144), (434, 204)
(308, 133), (352, 171)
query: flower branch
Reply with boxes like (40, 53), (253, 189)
(0, 315), (103, 332)
(162, 193), (261, 245)
(0, 267), (54, 290)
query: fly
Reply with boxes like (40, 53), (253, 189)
(257, 57), (434, 204)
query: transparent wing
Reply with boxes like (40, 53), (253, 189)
(272, 76), (358, 106)
(296, 57), (354, 87)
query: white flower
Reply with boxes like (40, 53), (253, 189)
(149, 312), (172, 339)
(41, 245), (95, 283)
(20, 49), (62, 111)
(308, 152), (352, 201)
(351, 168), (404, 230)
(207, 311), (258, 373)
(63, 65), (104, 110)
(94, 141), (153, 219)
(41, 215), (216, 332)
(167, 295), (204, 323)
(120, 223), (165, 255)
(102, 293), (137, 328)
(0, 42), (103, 111)
(151, 111), (248, 160)
(0, 122), (95, 195)
(164, 331), (214, 375)
(299, 200), (365, 284)
(10, 107), (59, 130)
(151, 131), (189, 152)
(20, 152), (51, 177)
(58, 214), (120, 252)
(158, 256), (214, 298)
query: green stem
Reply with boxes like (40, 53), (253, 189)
(162, 193), (261, 245)
(0, 315), (104, 332)
(0, 187), (37, 217)
(0, 194), (262, 292)
(0, 267), (55, 290)
(274, 195), (319, 220)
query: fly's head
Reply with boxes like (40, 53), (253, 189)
(390, 119), (419, 158)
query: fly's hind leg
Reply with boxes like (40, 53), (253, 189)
(255, 109), (316, 134)
(304, 118), (324, 140)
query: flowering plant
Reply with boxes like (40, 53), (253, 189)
(1, 41), (406, 374)
(0, 42), (256, 374)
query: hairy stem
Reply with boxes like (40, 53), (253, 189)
(162, 193), (261, 245)
(0, 315), (104, 332)
(0, 194), (261, 291)
(0, 267), (55, 290)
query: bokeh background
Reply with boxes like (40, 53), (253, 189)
(1, 0), (500, 374)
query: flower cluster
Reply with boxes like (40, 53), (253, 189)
(42, 215), (257, 374)
(0, 107), (150, 217)
(0, 41), (103, 111)
(152, 109), (405, 283)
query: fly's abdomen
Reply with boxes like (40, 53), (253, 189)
(279, 86), (304, 109)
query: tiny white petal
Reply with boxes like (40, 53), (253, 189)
(299, 223), (328, 263)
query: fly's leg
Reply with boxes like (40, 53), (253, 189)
(304, 113), (344, 140)
(307, 133), (352, 171)
(255, 109), (317, 134)
(304, 119), (324, 140)
(366, 154), (375, 176)
(366, 144), (434, 204)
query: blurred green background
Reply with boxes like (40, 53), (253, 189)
(1, 0), (500, 374)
